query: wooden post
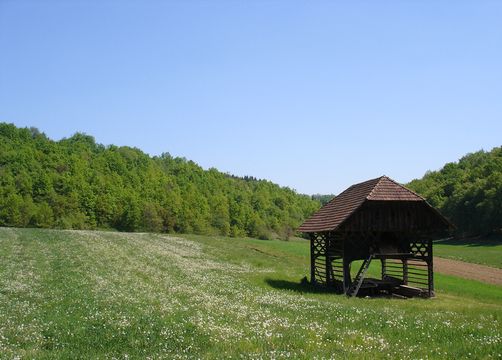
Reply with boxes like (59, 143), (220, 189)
(310, 233), (316, 285)
(403, 259), (408, 285)
(325, 236), (332, 286)
(428, 238), (434, 297)
(343, 258), (351, 294)
(380, 258), (386, 279)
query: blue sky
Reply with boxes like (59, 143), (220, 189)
(1, 1), (501, 194)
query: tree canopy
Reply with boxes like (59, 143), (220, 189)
(311, 194), (335, 206)
(3, 123), (500, 238)
(0, 123), (320, 239)
(407, 147), (502, 236)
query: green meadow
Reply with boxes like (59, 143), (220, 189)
(0, 227), (501, 359)
(434, 235), (502, 269)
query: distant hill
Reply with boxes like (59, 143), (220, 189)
(311, 194), (335, 206)
(0, 123), (320, 239)
(407, 147), (502, 236)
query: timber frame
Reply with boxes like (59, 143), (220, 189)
(299, 176), (452, 298)
(309, 231), (435, 297)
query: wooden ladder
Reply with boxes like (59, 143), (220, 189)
(346, 255), (373, 297)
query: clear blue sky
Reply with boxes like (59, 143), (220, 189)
(1, 1), (501, 194)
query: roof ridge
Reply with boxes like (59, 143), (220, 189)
(326, 178), (370, 201)
(298, 175), (429, 233)
(382, 176), (426, 201)
(365, 175), (386, 200)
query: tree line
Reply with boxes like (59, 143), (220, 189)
(0, 123), (320, 239)
(3, 123), (499, 238)
(407, 146), (502, 236)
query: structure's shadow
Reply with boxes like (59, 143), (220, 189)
(265, 277), (340, 294)
(265, 277), (410, 299)
(435, 235), (502, 247)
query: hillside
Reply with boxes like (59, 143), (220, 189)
(407, 147), (502, 236)
(310, 193), (336, 206)
(0, 228), (500, 358)
(0, 123), (319, 239)
(2, 122), (501, 239)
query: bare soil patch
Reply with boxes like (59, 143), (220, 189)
(435, 257), (502, 286)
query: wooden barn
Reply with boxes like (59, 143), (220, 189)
(298, 176), (453, 298)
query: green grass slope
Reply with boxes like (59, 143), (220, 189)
(434, 235), (502, 269)
(0, 228), (501, 359)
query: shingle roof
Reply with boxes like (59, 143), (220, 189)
(298, 176), (425, 233)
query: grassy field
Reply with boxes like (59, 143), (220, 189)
(434, 235), (502, 268)
(0, 228), (501, 359)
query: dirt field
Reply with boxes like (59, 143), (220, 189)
(435, 257), (502, 286)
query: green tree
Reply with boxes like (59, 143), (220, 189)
(0, 122), (321, 239)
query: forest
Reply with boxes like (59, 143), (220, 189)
(1, 123), (501, 238)
(407, 146), (502, 236)
(0, 123), (319, 239)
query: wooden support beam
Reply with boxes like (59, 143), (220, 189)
(403, 259), (409, 285)
(343, 258), (351, 294)
(325, 236), (331, 285)
(310, 233), (316, 285)
(428, 238), (434, 297)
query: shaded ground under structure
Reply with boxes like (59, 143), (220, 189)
(299, 176), (453, 298)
